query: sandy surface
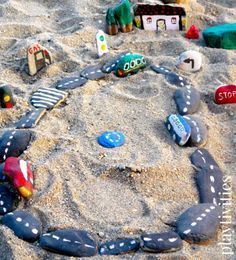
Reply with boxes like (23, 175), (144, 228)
(0, 0), (235, 259)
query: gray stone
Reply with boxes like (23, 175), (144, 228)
(56, 76), (88, 90)
(15, 109), (46, 129)
(80, 65), (106, 80)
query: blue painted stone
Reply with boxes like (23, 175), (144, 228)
(99, 238), (140, 255)
(140, 231), (182, 253)
(165, 114), (191, 146)
(2, 210), (42, 242)
(39, 229), (97, 257)
(98, 131), (125, 148)
(0, 163), (7, 181)
(0, 185), (18, 215)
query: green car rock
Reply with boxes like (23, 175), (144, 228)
(203, 23), (236, 50)
(115, 53), (146, 77)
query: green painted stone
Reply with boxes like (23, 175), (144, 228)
(114, 0), (132, 27)
(203, 23), (236, 50)
(115, 53), (146, 77)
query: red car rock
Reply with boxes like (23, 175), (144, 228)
(214, 85), (236, 105)
(186, 25), (200, 40)
(3, 157), (34, 198)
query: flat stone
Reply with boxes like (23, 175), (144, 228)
(30, 87), (68, 110)
(15, 109), (46, 129)
(56, 76), (88, 90)
(0, 185), (18, 215)
(2, 210), (42, 242)
(203, 23), (236, 50)
(102, 52), (130, 73)
(165, 114), (191, 146)
(0, 163), (7, 181)
(140, 231), (182, 253)
(99, 238), (140, 255)
(214, 85), (236, 104)
(174, 86), (201, 115)
(0, 85), (15, 108)
(176, 203), (221, 243)
(190, 148), (220, 170)
(183, 116), (207, 146)
(196, 166), (223, 206)
(115, 53), (146, 77)
(0, 130), (31, 163)
(176, 50), (202, 72)
(3, 157), (34, 199)
(27, 43), (52, 76)
(39, 229), (97, 257)
(98, 131), (125, 148)
(80, 65), (106, 80)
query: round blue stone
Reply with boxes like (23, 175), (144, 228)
(98, 131), (125, 148)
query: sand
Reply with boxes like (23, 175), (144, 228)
(0, 0), (235, 259)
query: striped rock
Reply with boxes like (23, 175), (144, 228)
(141, 231), (182, 253)
(30, 87), (68, 109)
(2, 210), (42, 242)
(39, 229), (97, 257)
(165, 114), (191, 146)
(174, 86), (201, 115)
(183, 116), (207, 147)
(196, 166), (223, 206)
(80, 65), (106, 80)
(102, 52), (130, 73)
(0, 185), (18, 215)
(56, 76), (88, 90)
(0, 130), (31, 163)
(190, 148), (220, 170)
(176, 203), (221, 243)
(151, 65), (190, 87)
(15, 109), (46, 129)
(99, 238), (140, 255)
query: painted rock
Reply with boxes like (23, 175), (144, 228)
(0, 130), (31, 163)
(0, 185), (18, 215)
(196, 166), (223, 206)
(150, 65), (190, 87)
(106, 0), (132, 35)
(30, 87), (68, 109)
(186, 25), (200, 40)
(174, 86), (201, 115)
(203, 23), (236, 50)
(98, 131), (125, 148)
(0, 163), (7, 181)
(27, 43), (52, 76)
(140, 231), (182, 253)
(183, 116), (208, 147)
(15, 109), (46, 129)
(99, 238), (140, 255)
(3, 157), (34, 199)
(96, 30), (109, 58)
(176, 50), (202, 72)
(165, 114), (191, 146)
(214, 85), (236, 105)
(106, 8), (118, 35)
(0, 85), (15, 108)
(102, 52), (130, 74)
(39, 229), (97, 257)
(80, 65), (106, 80)
(2, 211), (42, 242)
(56, 76), (87, 90)
(190, 148), (220, 170)
(115, 53), (146, 77)
(176, 203), (221, 243)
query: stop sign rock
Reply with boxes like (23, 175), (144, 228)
(214, 85), (236, 104)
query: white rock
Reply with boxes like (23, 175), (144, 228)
(176, 50), (202, 72)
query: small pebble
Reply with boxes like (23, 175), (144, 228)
(98, 131), (125, 148)
(176, 50), (202, 72)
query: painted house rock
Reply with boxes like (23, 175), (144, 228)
(134, 4), (187, 31)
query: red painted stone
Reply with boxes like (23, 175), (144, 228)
(3, 157), (34, 198)
(186, 25), (200, 40)
(214, 85), (236, 105)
